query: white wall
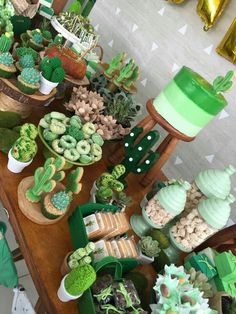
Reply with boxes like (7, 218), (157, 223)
(90, 0), (236, 220)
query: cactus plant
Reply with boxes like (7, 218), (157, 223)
(0, 52), (14, 66)
(104, 52), (126, 78)
(139, 236), (161, 258)
(213, 70), (234, 94)
(67, 242), (95, 271)
(64, 264), (96, 296)
(44, 157), (66, 182)
(123, 65), (139, 90)
(20, 123), (38, 140)
(19, 54), (35, 69)
(15, 47), (38, 62)
(17, 68), (40, 94)
(118, 127), (160, 182)
(42, 30), (52, 41)
(40, 56), (65, 83)
(0, 34), (12, 53)
(51, 191), (71, 211)
(29, 32), (44, 51)
(114, 59), (136, 86)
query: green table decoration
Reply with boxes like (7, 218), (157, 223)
(188, 254), (217, 280)
(215, 251), (236, 284)
(212, 275), (236, 298)
(198, 247), (219, 266)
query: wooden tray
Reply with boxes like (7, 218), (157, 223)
(0, 77), (57, 118)
(18, 176), (67, 225)
(65, 74), (89, 86)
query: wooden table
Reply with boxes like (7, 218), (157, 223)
(0, 101), (165, 314)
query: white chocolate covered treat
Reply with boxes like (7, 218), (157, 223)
(170, 208), (216, 251)
(145, 198), (174, 227)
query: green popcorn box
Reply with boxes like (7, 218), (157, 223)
(215, 251), (236, 284)
(198, 247), (219, 266)
(189, 254), (217, 280)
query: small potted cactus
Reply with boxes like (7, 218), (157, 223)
(57, 264), (96, 302)
(42, 30), (53, 46)
(17, 67), (40, 94)
(138, 236), (161, 265)
(28, 30), (44, 51)
(0, 52), (16, 78)
(42, 167), (83, 219)
(61, 242), (95, 276)
(15, 54), (35, 72)
(7, 123), (38, 173)
(0, 33), (12, 53)
(92, 164), (126, 204)
(39, 56), (65, 95)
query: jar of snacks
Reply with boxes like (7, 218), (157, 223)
(185, 165), (235, 214)
(144, 180), (191, 228)
(170, 194), (235, 252)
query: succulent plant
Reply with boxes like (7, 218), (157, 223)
(51, 191), (71, 211)
(140, 236), (161, 258)
(32, 33), (43, 44)
(20, 68), (40, 85)
(19, 54), (35, 69)
(42, 30), (52, 40)
(11, 137), (37, 162)
(15, 47), (38, 62)
(187, 268), (213, 298)
(40, 56), (65, 83)
(0, 34), (12, 53)
(64, 264), (96, 296)
(113, 191), (133, 207)
(0, 52), (13, 66)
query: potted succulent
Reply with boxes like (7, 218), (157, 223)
(17, 67), (40, 94)
(42, 167), (83, 219)
(57, 264), (96, 302)
(14, 47), (38, 63)
(0, 52), (16, 78)
(7, 123), (38, 173)
(92, 164), (126, 204)
(112, 191), (133, 210)
(28, 30), (44, 51)
(138, 236), (161, 265)
(39, 56), (65, 95)
(61, 242), (95, 276)
(15, 54), (35, 72)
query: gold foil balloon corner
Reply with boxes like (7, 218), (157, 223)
(216, 18), (236, 64)
(197, 0), (229, 31)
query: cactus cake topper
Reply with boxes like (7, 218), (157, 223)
(213, 70), (234, 94)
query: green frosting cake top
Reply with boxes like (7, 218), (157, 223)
(174, 66), (231, 115)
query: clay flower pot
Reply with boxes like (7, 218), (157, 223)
(60, 251), (73, 276)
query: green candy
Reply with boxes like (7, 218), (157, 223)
(91, 133), (104, 146)
(79, 154), (93, 164)
(43, 129), (58, 141)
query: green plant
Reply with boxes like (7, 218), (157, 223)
(0, 52), (13, 66)
(0, 34), (12, 53)
(64, 264), (96, 296)
(51, 191), (71, 211)
(68, 242), (95, 270)
(118, 126), (160, 181)
(113, 191), (132, 207)
(104, 92), (140, 127)
(114, 59), (136, 85)
(42, 30), (52, 40)
(20, 68), (40, 85)
(32, 33), (43, 45)
(11, 137), (37, 162)
(19, 55), (35, 69)
(15, 47), (38, 62)
(44, 157), (65, 182)
(187, 268), (213, 298)
(104, 52), (126, 78)
(139, 236), (161, 258)
(40, 56), (65, 83)
(123, 65), (139, 89)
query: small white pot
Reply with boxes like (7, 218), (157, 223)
(137, 245), (154, 265)
(90, 181), (97, 202)
(7, 149), (32, 173)
(57, 275), (83, 302)
(39, 73), (58, 95)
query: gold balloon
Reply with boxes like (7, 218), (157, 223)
(216, 18), (236, 64)
(197, 0), (229, 31)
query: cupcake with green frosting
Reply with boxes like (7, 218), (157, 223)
(0, 52), (16, 78)
(17, 68), (40, 94)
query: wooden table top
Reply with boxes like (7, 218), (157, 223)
(0, 101), (165, 314)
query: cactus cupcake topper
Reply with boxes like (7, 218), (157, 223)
(213, 70), (234, 94)
(0, 34), (12, 53)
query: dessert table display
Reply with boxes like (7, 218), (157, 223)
(0, 8), (235, 314)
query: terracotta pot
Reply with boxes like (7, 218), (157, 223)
(60, 251), (73, 276)
(46, 45), (87, 80)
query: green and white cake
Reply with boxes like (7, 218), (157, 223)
(153, 66), (234, 137)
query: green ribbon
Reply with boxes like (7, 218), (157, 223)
(101, 304), (125, 314)
(198, 255), (215, 277)
(117, 283), (140, 314)
(94, 285), (112, 303)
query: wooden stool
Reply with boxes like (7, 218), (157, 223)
(109, 99), (195, 187)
